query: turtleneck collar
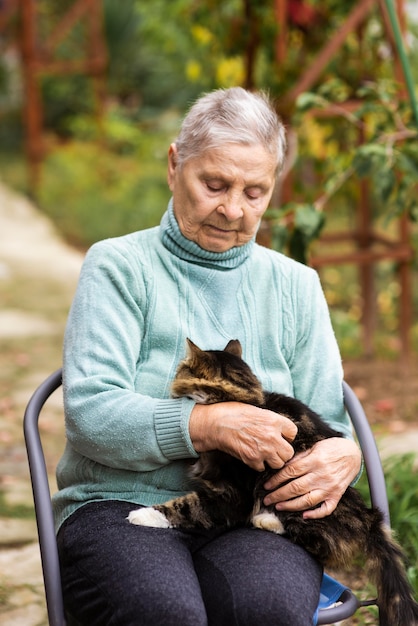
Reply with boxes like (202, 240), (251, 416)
(159, 199), (254, 270)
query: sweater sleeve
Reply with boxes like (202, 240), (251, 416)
(63, 239), (198, 472)
(287, 268), (353, 439)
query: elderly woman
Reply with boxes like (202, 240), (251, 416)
(53, 87), (361, 626)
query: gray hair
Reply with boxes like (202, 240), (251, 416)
(175, 87), (286, 173)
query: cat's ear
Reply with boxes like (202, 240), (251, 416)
(186, 338), (203, 357)
(224, 339), (242, 358)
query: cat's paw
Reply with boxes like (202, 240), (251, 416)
(127, 507), (172, 528)
(251, 511), (285, 535)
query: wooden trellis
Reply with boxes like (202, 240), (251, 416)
(272, 0), (414, 357)
(0, 0), (107, 192)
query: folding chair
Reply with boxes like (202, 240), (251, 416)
(24, 369), (390, 626)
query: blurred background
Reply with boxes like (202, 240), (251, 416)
(0, 2), (418, 624)
(1, 0), (418, 357)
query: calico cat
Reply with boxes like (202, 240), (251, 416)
(128, 339), (418, 626)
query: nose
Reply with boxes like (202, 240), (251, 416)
(217, 192), (244, 221)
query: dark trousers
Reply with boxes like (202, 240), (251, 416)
(57, 501), (322, 626)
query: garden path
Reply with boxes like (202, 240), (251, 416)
(0, 181), (82, 626)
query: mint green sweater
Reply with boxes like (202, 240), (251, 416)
(53, 201), (351, 532)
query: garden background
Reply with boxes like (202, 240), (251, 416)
(1, 1), (418, 624)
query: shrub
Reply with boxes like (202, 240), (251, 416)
(38, 112), (174, 248)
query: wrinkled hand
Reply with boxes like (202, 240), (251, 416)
(189, 401), (297, 471)
(263, 437), (362, 519)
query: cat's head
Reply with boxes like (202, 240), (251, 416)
(171, 339), (264, 405)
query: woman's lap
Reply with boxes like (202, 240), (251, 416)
(57, 500), (322, 626)
(194, 527), (322, 626)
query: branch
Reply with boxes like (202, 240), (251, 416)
(376, 128), (418, 144)
(314, 165), (355, 212)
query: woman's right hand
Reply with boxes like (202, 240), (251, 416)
(189, 402), (297, 471)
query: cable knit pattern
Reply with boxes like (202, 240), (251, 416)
(53, 201), (350, 533)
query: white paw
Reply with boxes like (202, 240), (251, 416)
(251, 511), (285, 535)
(127, 507), (172, 528)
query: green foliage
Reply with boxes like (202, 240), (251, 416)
(39, 144), (169, 248)
(0, 110), (24, 152)
(31, 0), (212, 136)
(107, 0), (212, 112)
(289, 204), (326, 264)
(265, 203), (325, 264)
(38, 110), (172, 248)
(381, 454), (418, 558)
(35, 0), (100, 133)
(102, 0), (142, 97)
(102, 0), (203, 110)
(65, 109), (143, 153)
(42, 76), (96, 135)
(356, 452), (418, 595)
(293, 79), (418, 224)
(329, 309), (362, 358)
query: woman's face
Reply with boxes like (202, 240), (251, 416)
(167, 142), (277, 252)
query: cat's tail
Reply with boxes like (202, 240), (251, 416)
(365, 515), (418, 626)
(282, 491), (418, 625)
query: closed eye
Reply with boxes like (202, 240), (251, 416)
(206, 182), (225, 193)
(245, 187), (264, 200)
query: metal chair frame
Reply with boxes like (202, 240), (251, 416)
(23, 369), (390, 626)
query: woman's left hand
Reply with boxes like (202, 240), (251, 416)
(263, 437), (362, 519)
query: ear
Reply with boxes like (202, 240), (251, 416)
(186, 337), (203, 357)
(167, 143), (178, 191)
(224, 339), (242, 358)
